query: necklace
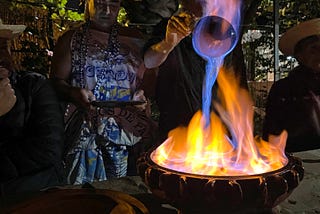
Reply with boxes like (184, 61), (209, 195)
(88, 23), (120, 63)
(72, 22), (121, 88)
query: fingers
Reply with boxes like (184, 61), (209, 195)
(169, 12), (196, 33)
(166, 12), (196, 44)
(0, 29), (14, 39)
(87, 90), (96, 102)
(0, 67), (10, 79)
(170, 16), (192, 33)
(78, 88), (95, 102)
(135, 101), (148, 111)
(132, 90), (147, 111)
(0, 77), (10, 87)
(132, 89), (146, 102)
(70, 87), (96, 109)
(168, 18), (191, 37)
(87, 90), (97, 111)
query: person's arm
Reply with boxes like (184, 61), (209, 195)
(14, 74), (64, 167)
(262, 81), (287, 140)
(0, 74), (65, 194)
(50, 30), (94, 109)
(144, 12), (195, 69)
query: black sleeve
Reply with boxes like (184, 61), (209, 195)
(262, 80), (288, 140)
(6, 73), (65, 175)
(143, 18), (169, 53)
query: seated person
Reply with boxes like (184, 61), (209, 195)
(263, 18), (320, 152)
(0, 21), (65, 196)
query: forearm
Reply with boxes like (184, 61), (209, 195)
(50, 78), (76, 103)
(144, 11), (195, 69)
(50, 78), (94, 109)
(144, 40), (176, 69)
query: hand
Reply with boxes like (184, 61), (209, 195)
(0, 66), (11, 79)
(0, 29), (13, 39)
(0, 78), (16, 116)
(165, 12), (196, 45)
(70, 87), (96, 109)
(132, 89), (147, 111)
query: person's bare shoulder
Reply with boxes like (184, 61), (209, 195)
(51, 28), (78, 78)
(56, 29), (76, 46)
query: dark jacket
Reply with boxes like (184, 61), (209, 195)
(156, 36), (206, 141)
(0, 72), (65, 196)
(263, 66), (320, 152)
(145, 20), (206, 141)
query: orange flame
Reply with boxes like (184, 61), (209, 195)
(151, 67), (288, 176)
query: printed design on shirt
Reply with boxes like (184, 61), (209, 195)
(84, 53), (136, 101)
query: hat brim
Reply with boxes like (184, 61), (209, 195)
(279, 18), (320, 56)
(0, 24), (26, 39)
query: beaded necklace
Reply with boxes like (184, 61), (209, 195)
(89, 23), (120, 63)
(72, 21), (120, 88)
(71, 22), (122, 133)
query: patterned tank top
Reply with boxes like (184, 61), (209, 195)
(70, 23), (143, 101)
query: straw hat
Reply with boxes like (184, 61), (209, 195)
(279, 18), (320, 56)
(0, 18), (26, 39)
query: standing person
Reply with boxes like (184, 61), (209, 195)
(0, 20), (65, 196)
(144, 0), (206, 142)
(50, 0), (154, 184)
(263, 18), (320, 152)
